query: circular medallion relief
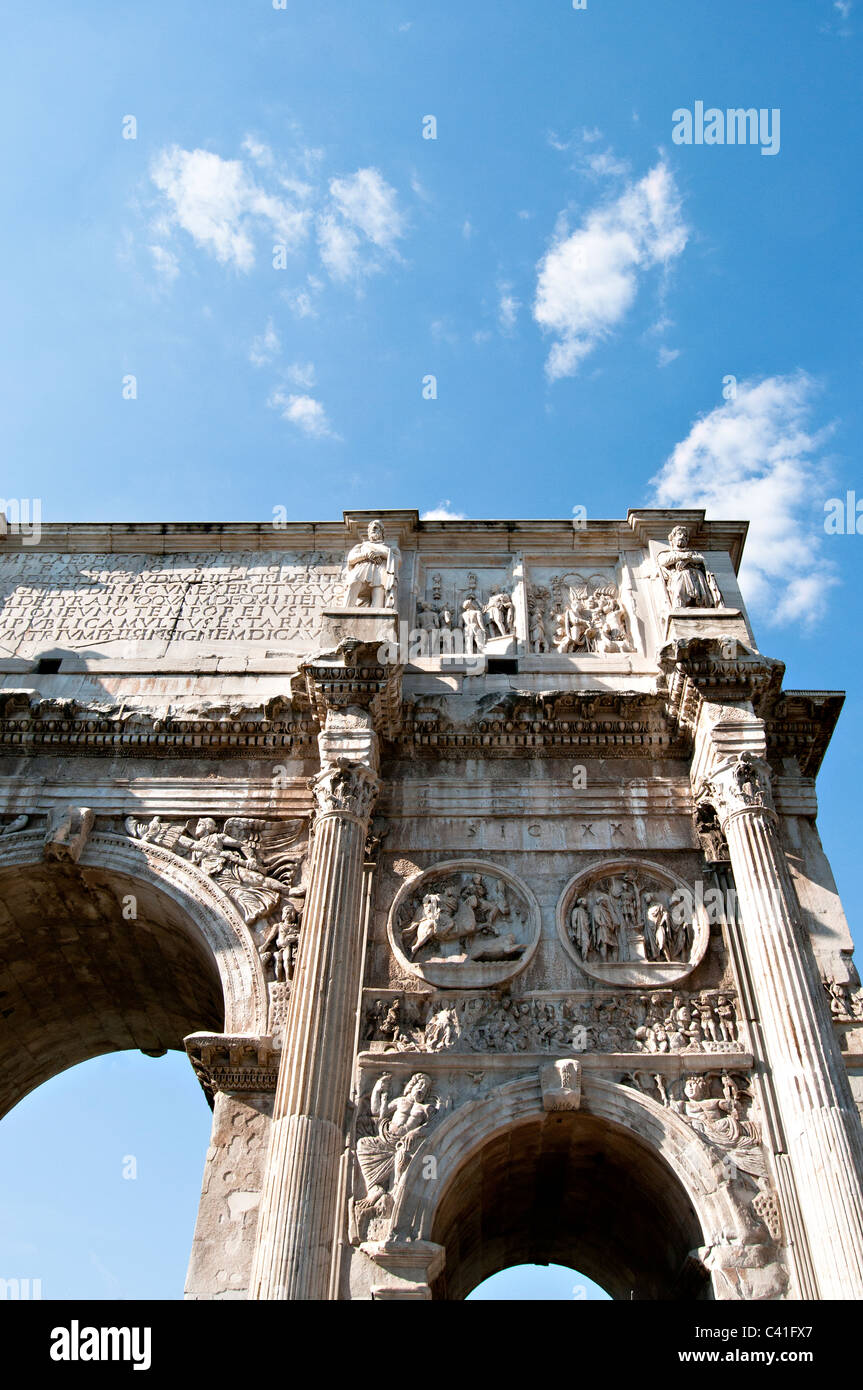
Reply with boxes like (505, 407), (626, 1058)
(556, 859), (709, 987)
(388, 859), (541, 989)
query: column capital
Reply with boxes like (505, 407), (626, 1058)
(309, 761), (379, 823)
(699, 752), (776, 831)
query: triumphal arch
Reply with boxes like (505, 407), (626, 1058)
(1, 507), (862, 1301)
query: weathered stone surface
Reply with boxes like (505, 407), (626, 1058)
(0, 508), (859, 1301)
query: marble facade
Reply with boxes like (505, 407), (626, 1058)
(0, 507), (861, 1301)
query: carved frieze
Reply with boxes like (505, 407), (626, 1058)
(363, 988), (743, 1057)
(387, 860), (541, 989)
(557, 860), (710, 986)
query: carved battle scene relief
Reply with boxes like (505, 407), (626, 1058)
(0, 551), (344, 652)
(557, 860), (710, 986)
(526, 567), (634, 656)
(363, 987), (744, 1056)
(387, 860), (540, 988)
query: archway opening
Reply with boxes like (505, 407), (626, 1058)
(0, 859), (224, 1119)
(431, 1111), (710, 1301)
(0, 1049), (212, 1298)
(468, 1263), (611, 1300)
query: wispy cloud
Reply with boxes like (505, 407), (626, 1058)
(249, 319), (280, 367)
(533, 161), (688, 380)
(268, 389), (340, 440)
(150, 146), (309, 272)
(498, 283), (520, 333)
(657, 345), (680, 367)
(649, 372), (837, 624)
(421, 501), (466, 520)
(317, 167), (406, 281)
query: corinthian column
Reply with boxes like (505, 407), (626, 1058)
(700, 725), (863, 1299)
(249, 709), (379, 1300)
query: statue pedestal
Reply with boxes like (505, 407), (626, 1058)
(663, 608), (752, 649)
(484, 634), (517, 657)
(319, 607), (398, 651)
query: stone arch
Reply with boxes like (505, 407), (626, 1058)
(389, 1071), (768, 1300)
(0, 829), (268, 1118)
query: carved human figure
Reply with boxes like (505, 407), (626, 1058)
(673, 1075), (762, 1160)
(570, 897), (593, 960)
(259, 901), (301, 981)
(188, 818), (288, 924)
(343, 520), (400, 609)
(555, 593), (592, 653)
(416, 599), (440, 632)
(530, 607), (549, 654)
(732, 753), (764, 807)
(483, 591), (515, 639)
(460, 597), (486, 652)
(355, 1072), (439, 1221)
(591, 893), (619, 961)
(657, 526), (721, 609)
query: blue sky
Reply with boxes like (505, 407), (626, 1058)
(1, 0), (861, 1298)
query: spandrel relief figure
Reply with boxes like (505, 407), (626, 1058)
(258, 900), (301, 982)
(343, 519), (400, 609)
(657, 525), (723, 609)
(353, 1072), (441, 1238)
(124, 813), (306, 926)
(671, 1075), (766, 1177)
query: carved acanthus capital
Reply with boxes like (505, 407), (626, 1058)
(309, 759), (379, 822)
(700, 753), (775, 828)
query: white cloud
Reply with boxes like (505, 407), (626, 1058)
(285, 361), (316, 388)
(498, 284), (520, 333)
(317, 213), (362, 281)
(281, 284), (318, 318)
(462, 219), (473, 240)
(315, 169), (404, 280)
(421, 501), (467, 520)
(249, 319), (280, 367)
(649, 372), (837, 625)
(150, 146), (308, 272)
(586, 149), (631, 179)
(242, 136), (274, 169)
(149, 244), (179, 284)
(835, 1), (852, 18)
(533, 161), (688, 380)
(657, 345), (680, 367)
(582, 127), (603, 144)
(269, 389), (339, 439)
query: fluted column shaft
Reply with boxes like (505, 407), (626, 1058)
(249, 730), (378, 1301)
(711, 756), (863, 1299)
